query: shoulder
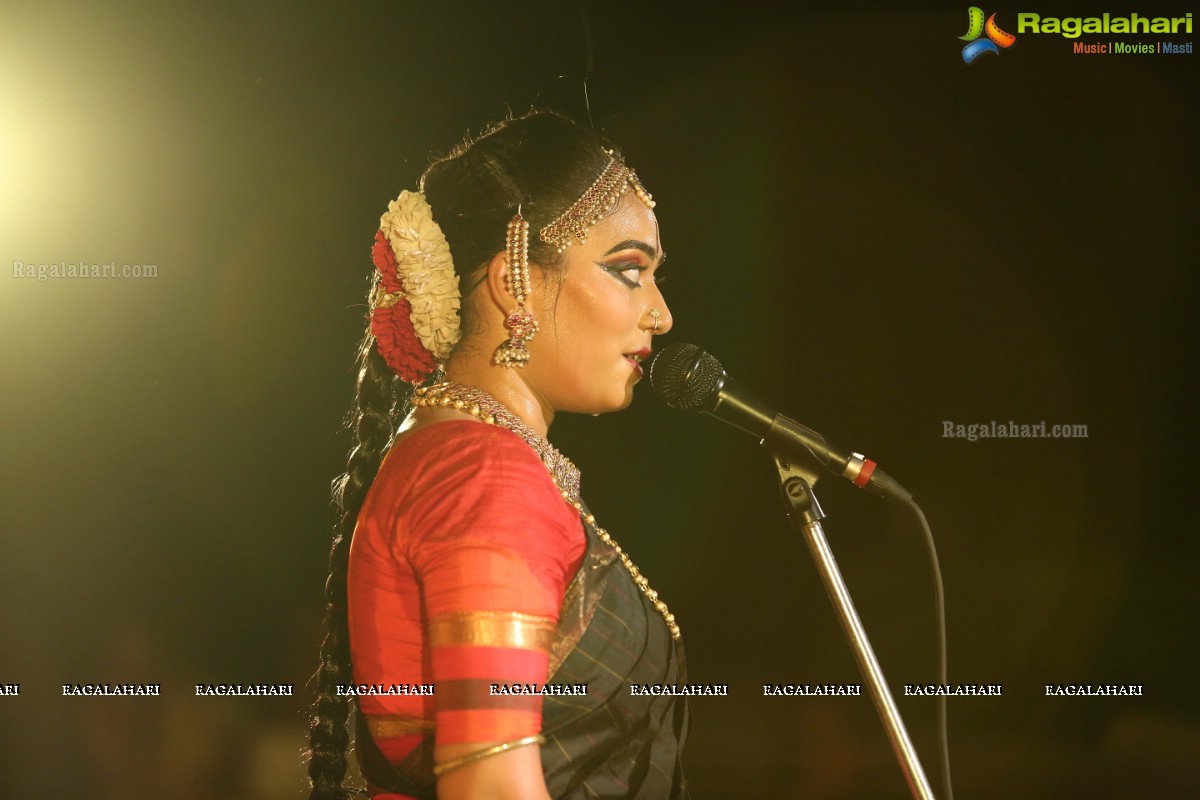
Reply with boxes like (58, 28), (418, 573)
(386, 420), (551, 484)
(385, 421), (584, 577)
(394, 418), (536, 454)
(375, 419), (574, 522)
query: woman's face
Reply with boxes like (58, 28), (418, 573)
(525, 191), (672, 415)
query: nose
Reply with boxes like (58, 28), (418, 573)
(644, 291), (673, 336)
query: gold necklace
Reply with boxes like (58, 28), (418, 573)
(412, 382), (680, 641)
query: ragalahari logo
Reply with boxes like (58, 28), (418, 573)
(960, 7), (1017, 62)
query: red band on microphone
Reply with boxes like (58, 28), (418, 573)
(853, 459), (877, 488)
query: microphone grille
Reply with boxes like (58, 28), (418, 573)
(649, 342), (725, 412)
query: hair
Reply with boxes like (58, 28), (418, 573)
(305, 110), (619, 800)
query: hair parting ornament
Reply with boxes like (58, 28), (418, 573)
(369, 152), (656, 382)
(538, 152), (655, 253)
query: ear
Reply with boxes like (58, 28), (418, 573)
(481, 249), (514, 316)
(481, 249), (549, 316)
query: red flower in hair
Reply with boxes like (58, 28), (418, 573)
(370, 228), (438, 383)
(371, 298), (439, 384)
(372, 230), (404, 294)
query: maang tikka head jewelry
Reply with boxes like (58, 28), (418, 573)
(538, 152), (655, 253)
(492, 210), (539, 368)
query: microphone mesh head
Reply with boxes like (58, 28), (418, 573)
(649, 342), (725, 412)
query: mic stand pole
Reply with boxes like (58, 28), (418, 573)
(772, 452), (936, 800)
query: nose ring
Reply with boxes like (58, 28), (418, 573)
(649, 308), (662, 332)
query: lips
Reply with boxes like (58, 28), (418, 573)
(623, 347), (652, 378)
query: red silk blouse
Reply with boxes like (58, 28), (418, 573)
(347, 420), (586, 794)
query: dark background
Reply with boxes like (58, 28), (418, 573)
(2, 2), (1197, 798)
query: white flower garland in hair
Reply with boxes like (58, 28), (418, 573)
(378, 191), (462, 361)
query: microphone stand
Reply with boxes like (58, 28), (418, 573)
(771, 450), (937, 800)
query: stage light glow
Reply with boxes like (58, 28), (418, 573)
(0, 66), (63, 263)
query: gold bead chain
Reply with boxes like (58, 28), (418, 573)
(564, 496), (680, 641)
(412, 382), (680, 641)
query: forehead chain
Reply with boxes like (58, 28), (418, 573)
(538, 154), (655, 254)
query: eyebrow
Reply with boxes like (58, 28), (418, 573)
(602, 239), (667, 265)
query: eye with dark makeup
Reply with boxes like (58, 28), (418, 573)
(599, 261), (667, 289)
(601, 262), (642, 289)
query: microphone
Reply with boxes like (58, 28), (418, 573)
(648, 342), (912, 503)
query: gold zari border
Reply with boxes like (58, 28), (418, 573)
(428, 610), (556, 651)
(365, 713), (436, 738)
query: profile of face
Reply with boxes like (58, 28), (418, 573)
(524, 191), (672, 415)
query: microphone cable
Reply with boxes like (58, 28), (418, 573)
(906, 496), (954, 800)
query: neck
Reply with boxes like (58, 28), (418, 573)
(442, 352), (553, 438)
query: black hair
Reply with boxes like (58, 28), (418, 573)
(305, 110), (618, 800)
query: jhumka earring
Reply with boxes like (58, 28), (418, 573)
(493, 211), (539, 368)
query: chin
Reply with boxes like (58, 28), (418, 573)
(571, 384), (636, 416)
(611, 379), (638, 411)
(559, 369), (641, 416)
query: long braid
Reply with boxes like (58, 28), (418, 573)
(307, 329), (404, 800)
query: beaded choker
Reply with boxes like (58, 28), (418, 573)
(411, 382), (680, 640)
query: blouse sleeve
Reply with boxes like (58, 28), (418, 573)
(396, 422), (585, 746)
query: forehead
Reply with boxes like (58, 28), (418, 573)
(580, 192), (661, 256)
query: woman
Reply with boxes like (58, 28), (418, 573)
(306, 111), (689, 800)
